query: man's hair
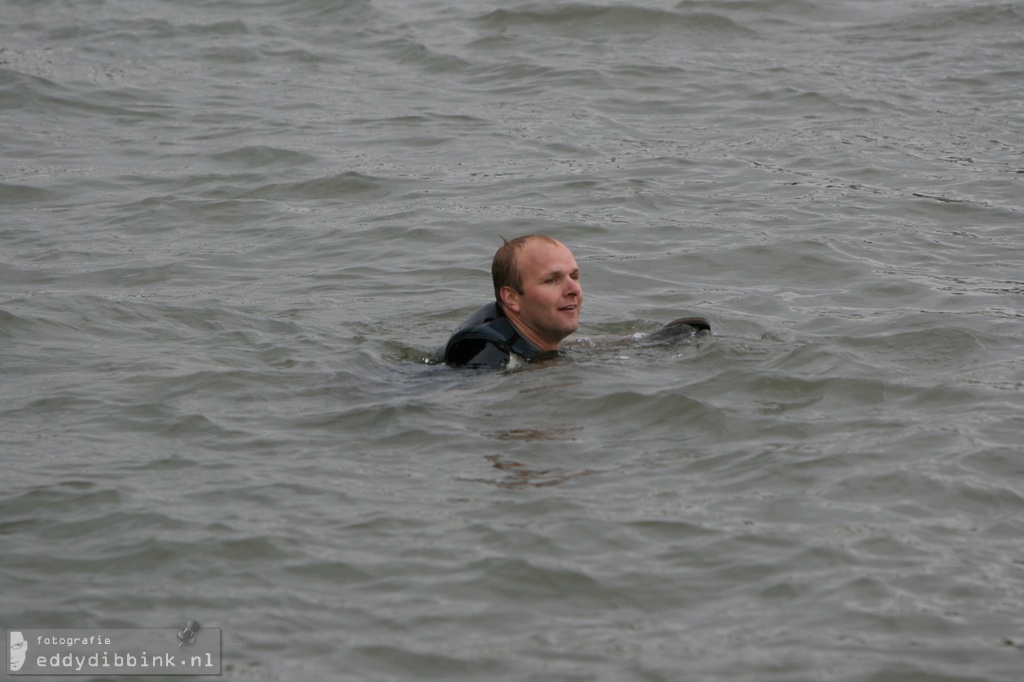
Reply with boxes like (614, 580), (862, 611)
(491, 234), (560, 301)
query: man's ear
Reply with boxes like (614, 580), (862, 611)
(500, 285), (521, 313)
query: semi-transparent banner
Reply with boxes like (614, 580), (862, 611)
(8, 624), (220, 676)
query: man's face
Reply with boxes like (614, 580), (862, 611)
(503, 239), (582, 349)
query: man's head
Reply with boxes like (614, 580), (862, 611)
(492, 235), (582, 351)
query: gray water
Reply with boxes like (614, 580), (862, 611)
(3, 0), (1024, 679)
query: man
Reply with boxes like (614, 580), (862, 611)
(441, 235), (582, 368)
(441, 235), (711, 368)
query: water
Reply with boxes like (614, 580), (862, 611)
(3, 0), (1023, 679)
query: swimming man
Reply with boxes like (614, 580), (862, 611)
(440, 234), (710, 368)
(441, 235), (582, 368)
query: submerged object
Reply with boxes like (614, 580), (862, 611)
(640, 317), (712, 345)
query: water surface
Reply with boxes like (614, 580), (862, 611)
(2, 0), (1023, 680)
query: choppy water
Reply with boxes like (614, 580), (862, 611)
(3, 0), (1024, 679)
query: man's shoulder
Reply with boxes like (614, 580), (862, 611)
(442, 302), (538, 368)
(456, 301), (502, 330)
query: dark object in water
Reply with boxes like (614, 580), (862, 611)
(642, 317), (712, 345)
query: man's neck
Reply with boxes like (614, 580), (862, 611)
(502, 311), (559, 352)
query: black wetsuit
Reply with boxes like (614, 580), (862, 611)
(440, 302), (544, 368)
